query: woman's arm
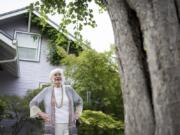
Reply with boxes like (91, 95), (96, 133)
(29, 88), (47, 118)
(70, 86), (83, 119)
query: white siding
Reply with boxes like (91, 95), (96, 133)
(0, 37), (63, 96)
(0, 15), (64, 96)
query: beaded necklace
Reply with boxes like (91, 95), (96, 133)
(52, 85), (64, 108)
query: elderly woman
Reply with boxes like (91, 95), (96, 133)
(29, 68), (83, 135)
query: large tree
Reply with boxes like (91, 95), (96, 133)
(34, 0), (180, 135)
(107, 0), (180, 135)
(61, 49), (123, 119)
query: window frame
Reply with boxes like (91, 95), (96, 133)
(14, 31), (42, 62)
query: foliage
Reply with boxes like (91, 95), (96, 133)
(30, 0), (124, 120)
(0, 86), (124, 135)
(62, 49), (124, 119)
(79, 110), (124, 135)
(28, 12), (85, 65)
(33, 0), (105, 36)
(0, 87), (45, 135)
(0, 98), (7, 121)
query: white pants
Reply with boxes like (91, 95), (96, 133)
(44, 123), (69, 135)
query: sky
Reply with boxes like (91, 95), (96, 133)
(0, 0), (114, 52)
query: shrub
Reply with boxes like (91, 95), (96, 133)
(79, 110), (124, 135)
(0, 86), (124, 135)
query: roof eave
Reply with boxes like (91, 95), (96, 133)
(0, 7), (76, 41)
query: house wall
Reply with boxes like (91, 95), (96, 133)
(0, 14), (64, 96)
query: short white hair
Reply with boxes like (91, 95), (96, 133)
(49, 68), (65, 83)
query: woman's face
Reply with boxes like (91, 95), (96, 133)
(52, 72), (62, 85)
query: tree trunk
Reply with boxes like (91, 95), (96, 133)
(106, 0), (180, 135)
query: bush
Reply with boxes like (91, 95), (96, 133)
(79, 110), (124, 135)
(0, 86), (124, 135)
(0, 98), (6, 121)
(62, 49), (124, 119)
(0, 87), (45, 135)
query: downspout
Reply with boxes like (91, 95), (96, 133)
(0, 56), (18, 63)
(28, 10), (32, 32)
(0, 39), (18, 63)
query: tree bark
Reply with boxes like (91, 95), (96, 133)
(106, 0), (180, 135)
(107, 0), (155, 135)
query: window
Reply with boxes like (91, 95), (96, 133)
(15, 31), (41, 61)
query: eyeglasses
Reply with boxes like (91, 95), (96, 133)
(54, 73), (61, 77)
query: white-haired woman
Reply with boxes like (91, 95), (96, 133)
(29, 68), (83, 135)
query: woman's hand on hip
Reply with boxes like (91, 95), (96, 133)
(74, 112), (80, 120)
(37, 112), (50, 123)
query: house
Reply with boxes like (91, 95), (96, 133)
(0, 7), (79, 96)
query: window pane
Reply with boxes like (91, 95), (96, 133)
(18, 47), (37, 60)
(16, 33), (40, 48)
(16, 32), (41, 61)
